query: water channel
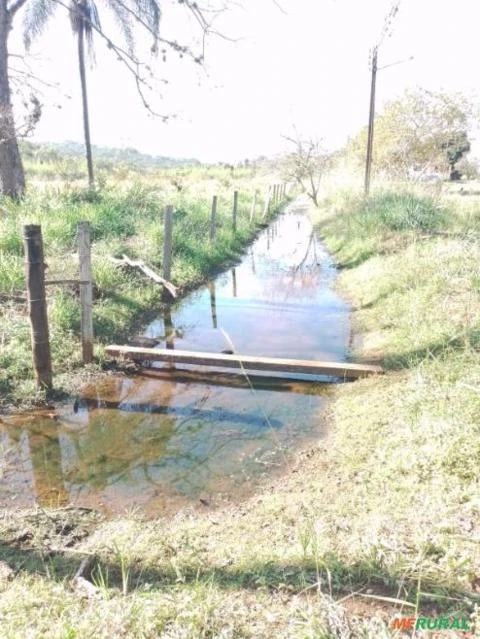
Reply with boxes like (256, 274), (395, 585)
(0, 198), (351, 516)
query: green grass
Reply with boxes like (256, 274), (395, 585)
(0, 171), (282, 406)
(2, 182), (480, 637)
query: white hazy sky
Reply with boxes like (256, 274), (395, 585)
(9, 0), (480, 162)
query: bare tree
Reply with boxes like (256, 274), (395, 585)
(281, 133), (330, 207)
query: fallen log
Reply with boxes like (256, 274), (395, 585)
(109, 255), (178, 298)
(105, 345), (383, 380)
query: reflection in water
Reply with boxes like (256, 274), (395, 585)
(1, 201), (350, 515)
(28, 422), (68, 506)
(1, 419), (68, 507)
(164, 306), (175, 351)
(250, 248), (256, 275)
(208, 281), (217, 328)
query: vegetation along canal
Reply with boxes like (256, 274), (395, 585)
(0, 198), (351, 516)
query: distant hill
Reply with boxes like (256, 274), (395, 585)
(20, 140), (201, 169)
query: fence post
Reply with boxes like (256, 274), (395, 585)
(250, 190), (257, 223)
(77, 221), (94, 364)
(210, 195), (217, 242)
(163, 205), (173, 281)
(262, 185), (271, 219)
(232, 190), (238, 233)
(23, 224), (53, 390)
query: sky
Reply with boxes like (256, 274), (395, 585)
(9, 0), (480, 162)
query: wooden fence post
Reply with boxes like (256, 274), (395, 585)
(232, 190), (238, 233)
(262, 186), (271, 219)
(250, 191), (257, 223)
(23, 224), (53, 390)
(210, 195), (217, 242)
(77, 221), (94, 363)
(163, 205), (173, 281)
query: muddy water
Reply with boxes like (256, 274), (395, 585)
(0, 198), (350, 516)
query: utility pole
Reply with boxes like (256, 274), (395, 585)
(364, 47), (378, 197)
(363, 1), (402, 197)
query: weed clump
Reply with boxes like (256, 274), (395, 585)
(361, 191), (448, 232)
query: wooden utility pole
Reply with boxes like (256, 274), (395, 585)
(23, 224), (53, 390)
(364, 47), (378, 197)
(210, 195), (217, 242)
(163, 205), (173, 281)
(232, 190), (238, 232)
(77, 221), (94, 363)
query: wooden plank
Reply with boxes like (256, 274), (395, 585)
(23, 224), (53, 390)
(77, 221), (94, 364)
(105, 345), (382, 379)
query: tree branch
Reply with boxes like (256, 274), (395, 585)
(7, 0), (29, 17)
(50, 0), (172, 117)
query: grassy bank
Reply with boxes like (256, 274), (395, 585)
(1, 186), (479, 637)
(0, 171), (280, 408)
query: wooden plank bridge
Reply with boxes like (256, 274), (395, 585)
(105, 346), (382, 381)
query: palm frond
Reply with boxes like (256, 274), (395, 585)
(101, 0), (136, 55)
(69, 0), (101, 59)
(103, 0), (161, 54)
(23, 0), (59, 49)
(132, 0), (160, 33)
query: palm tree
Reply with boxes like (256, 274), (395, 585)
(23, 0), (162, 187)
(69, 0), (100, 186)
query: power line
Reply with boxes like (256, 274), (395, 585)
(376, 0), (402, 49)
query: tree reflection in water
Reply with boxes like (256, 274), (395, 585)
(0, 209), (345, 514)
